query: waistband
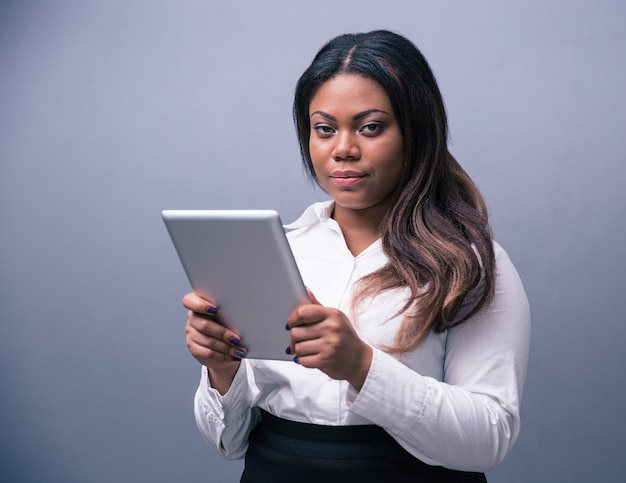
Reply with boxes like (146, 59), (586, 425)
(256, 409), (405, 459)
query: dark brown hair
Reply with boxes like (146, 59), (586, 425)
(293, 30), (495, 352)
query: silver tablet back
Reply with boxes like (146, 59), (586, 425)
(162, 210), (308, 360)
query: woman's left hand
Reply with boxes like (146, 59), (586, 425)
(286, 290), (373, 391)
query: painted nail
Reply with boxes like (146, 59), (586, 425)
(235, 349), (247, 358)
(206, 306), (218, 315)
(285, 346), (292, 355)
(229, 337), (241, 346)
(232, 356), (242, 362)
(293, 355), (299, 364)
(285, 324), (290, 330)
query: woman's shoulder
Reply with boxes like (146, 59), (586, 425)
(491, 240), (519, 272)
(490, 241), (528, 308)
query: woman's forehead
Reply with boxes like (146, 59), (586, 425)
(309, 74), (392, 114)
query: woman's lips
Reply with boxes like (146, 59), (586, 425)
(330, 170), (367, 187)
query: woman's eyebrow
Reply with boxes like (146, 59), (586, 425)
(353, 108), (390, 120)
(310, 110), (336, 121)
(310, 108), (390, 121)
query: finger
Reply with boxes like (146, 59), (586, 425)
(289, 321), (325, 345)
(285, 324), (323, 355)
(291, 336), (323, 357)
(188, 325), (247, 360)
(287, 337), (316, 365)
(287, 303), (328, 328)
(182, 292), (218, 315)
(187, 337), (245, 365)
(306, 288), (322, 305)
(187, 311), (244, 349)
(291, 346), (326, 368)
(287, 321), (325, 360)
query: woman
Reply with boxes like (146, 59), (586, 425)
(183, 30), (530, 482)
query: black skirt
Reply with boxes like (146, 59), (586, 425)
(240, 410), (487, 483)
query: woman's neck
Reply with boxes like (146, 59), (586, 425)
(332, 204), (385, 257)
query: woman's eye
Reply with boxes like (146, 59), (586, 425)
(314, 125), (335, 136)
(360, 123), (382, 135)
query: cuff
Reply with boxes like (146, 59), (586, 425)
(198, 361), (250, 415)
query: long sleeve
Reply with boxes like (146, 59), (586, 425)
(194, 362), (260, 460)
(346, 246), (531, 471)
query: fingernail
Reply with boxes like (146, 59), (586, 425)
(235, 349), (247, 358)
(229, 337), (241, 346)
(206, 306), (218, 315)
(293, 355), (299, 364)
(285, 324), (290, 330)
(232, 356), (242, 362)
(285, 346), (292, 355)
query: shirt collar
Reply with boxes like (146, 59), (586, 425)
(284, 200), (335, 231)
(285, 200), (384, 257)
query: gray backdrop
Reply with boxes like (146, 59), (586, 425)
(1, 1), (624, 482)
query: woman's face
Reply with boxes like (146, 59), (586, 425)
(308, 74), (404, 220)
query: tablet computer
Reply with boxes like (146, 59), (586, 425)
(162, 209), (308, 360)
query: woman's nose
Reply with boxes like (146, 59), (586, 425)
(332, 131), (361, 161)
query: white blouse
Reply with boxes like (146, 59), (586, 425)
(194, 201), (531, 472)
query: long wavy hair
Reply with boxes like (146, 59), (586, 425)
(293, 30), (495, 353)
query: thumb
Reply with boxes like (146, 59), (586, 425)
(306, 287), (322, 305)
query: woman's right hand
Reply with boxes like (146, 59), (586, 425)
(183, 292), (247, 392)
